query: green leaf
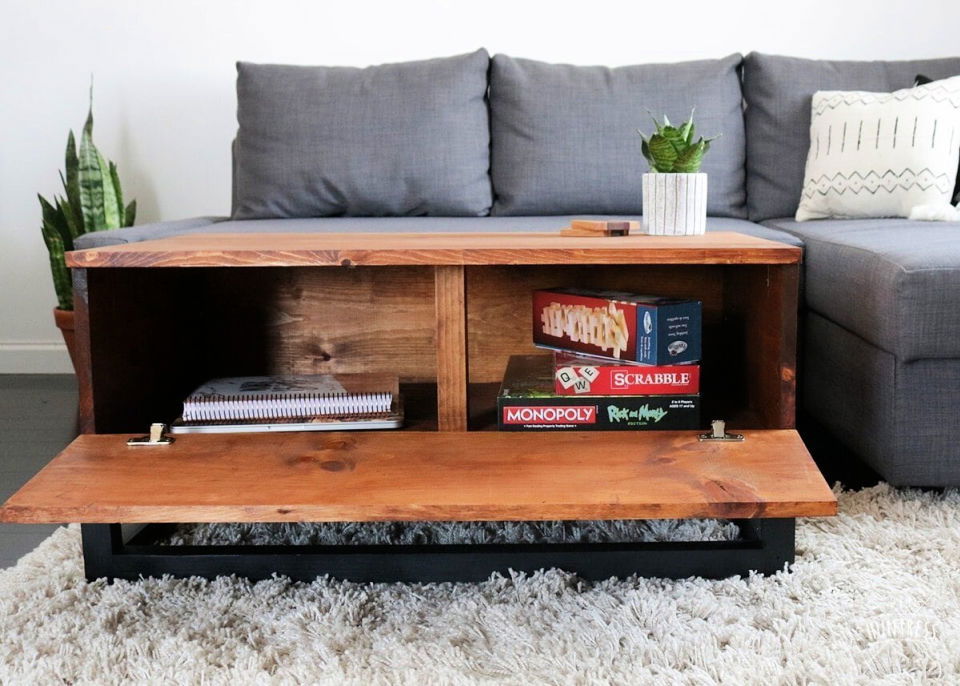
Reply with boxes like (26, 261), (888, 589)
(672, 140), (706, 173)
(52, 198), (75, 250)
(124, 199), (137, 227)
(108, 161), (124, 227)
(98, 151), (120, 229)
(40, 220), (73, 310)
(78, 126), (107, 232)
(57, 190), (81, 240)
(679, 107), (696, 144)
(63, 131), (84, 235)
(83, 91), (94, 138)
(647, 134), (678, 172)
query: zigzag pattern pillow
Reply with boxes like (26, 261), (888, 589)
(796, 75), (960, 221)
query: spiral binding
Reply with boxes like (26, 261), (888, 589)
(182, 392), (393, 422)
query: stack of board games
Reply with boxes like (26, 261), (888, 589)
(496, 287), (703, 431)
(497, 355), (699, 431)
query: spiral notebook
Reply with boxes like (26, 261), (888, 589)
(170, 374), (403, 434)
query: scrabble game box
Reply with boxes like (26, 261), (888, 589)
(552, 351), (700, 396)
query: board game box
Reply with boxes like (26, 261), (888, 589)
(532, 288), (701, 365)
(497, 355), (700, 431)
(553, 351), (700, 396)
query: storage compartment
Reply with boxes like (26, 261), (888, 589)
(75, 260), (795, 434)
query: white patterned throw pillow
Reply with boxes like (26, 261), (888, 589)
(796, 76), (960, 221)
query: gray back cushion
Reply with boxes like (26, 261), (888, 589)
(233, 50), (492, 219)
(489, 53), (746, 217)
(743, 52), (960, 221)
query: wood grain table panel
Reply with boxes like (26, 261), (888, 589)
(0, 431), (836, 523)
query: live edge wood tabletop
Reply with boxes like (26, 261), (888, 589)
(3, 230), (835, 531)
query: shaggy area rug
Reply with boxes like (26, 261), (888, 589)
(1, 483), (959, 685)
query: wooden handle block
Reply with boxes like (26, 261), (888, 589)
(561, 220), (640, 237)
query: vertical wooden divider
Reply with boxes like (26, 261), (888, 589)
(434, 265), (469, 431)
(72, 268), (96, 434)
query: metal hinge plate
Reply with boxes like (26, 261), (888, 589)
(127, 423), (174, 446)
(698, 419), (744, 442)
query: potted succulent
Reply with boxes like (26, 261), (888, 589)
(638, 112), (716, 235)
(39, 92), (136, 371)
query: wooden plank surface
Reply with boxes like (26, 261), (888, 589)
(434, 266), (468, 431)
(0, 430), (836, 523)
(65, 232), (801, 268)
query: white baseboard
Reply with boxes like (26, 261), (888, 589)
(0, 341), (74, 374)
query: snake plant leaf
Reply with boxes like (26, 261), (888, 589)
(108, 161), (125, 227)
(56, 187), (81, 240)
(98, 151), (120, 229)
(64, 131), (84, 235)
(78, 124), (107, 232)
(647, 135), (679, 172)
(641, 138), (652, 166)
(52, 198), (75, 250)
(38, 194), (74, 250)
(679, 108), (695, 144)
(41, 221), (73, 310)
(672, 139), (707, 173)
(124, 199), (137, 227)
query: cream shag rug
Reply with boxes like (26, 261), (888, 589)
(1, 483), (960, 685)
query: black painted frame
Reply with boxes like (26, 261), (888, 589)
(81, 518), (795, 583)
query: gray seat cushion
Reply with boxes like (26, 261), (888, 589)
(766, 217), (960, 360)
(489, 54), (747, 218)
(73, 217), (228, 248)
(233, 50), (492, 219)
(74, 216), (800, 249)
(743, 52), (960, 222)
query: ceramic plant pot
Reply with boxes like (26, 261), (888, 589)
(53, 307), (78, 373)
(641, 173), (708, 235)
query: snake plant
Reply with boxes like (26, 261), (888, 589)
(39, 88), (136, 310)
(638, 111), (717, 174)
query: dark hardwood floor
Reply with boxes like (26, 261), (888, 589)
(0, 374), (77, 568)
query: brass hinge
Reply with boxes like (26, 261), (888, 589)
(698, 419), (744, 442)
(127, 423), (174, 446)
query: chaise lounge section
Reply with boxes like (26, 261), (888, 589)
(743, 53), (960, 486)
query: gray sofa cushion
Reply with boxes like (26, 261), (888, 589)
(74, 216), (800, 249)
(766, 217), (960, 360)
(73, 217), (228, 249)
(489, 54), (747, 218)
(743, 53), (960, 222)
(233, 50), (492, 219)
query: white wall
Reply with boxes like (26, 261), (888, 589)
(2, 0), (959, 372)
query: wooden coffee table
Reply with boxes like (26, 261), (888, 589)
(1, 231), (836, 581)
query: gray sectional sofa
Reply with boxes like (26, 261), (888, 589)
(74, 50), (960, 487)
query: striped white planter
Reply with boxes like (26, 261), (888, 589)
(641, 173), (708, 236)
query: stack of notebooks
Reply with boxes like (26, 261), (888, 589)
(171, 374), (403, 434)
(497, 287), (702, 431)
